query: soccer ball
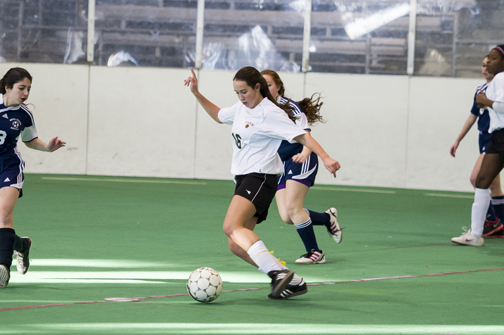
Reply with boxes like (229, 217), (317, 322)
(187, 267), (223, 303)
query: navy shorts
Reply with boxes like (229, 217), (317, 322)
(486, 128), (504, 162)
(479, 131), (493, 154)
(278, 152), (318, 190)
(0, 162), (24, 198)
(234, 173), (278, 224)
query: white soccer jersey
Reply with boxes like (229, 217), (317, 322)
(218, 97), (306, 175)
(487, 72), (504, 132)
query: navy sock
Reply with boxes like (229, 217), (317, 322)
(492, 196), (504, 221)
(0, 228), (16, 269)
(294, 218), (320, 253)
(486, 202), (497, 221)
(307, 210), (330, 226)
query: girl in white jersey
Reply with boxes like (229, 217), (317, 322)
(261, 69), (342, 265)
(450, 56), (504, 237)
(451, 45), (504, 246)
(184, 66), (340, 299)
(0, 68), (65, 288)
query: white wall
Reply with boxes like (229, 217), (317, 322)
(1, 63), (481, 192)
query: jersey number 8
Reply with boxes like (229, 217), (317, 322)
(0, 130), (7, 145)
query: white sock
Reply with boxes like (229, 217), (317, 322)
(471, 188), (490, 237)
(247, 240), (283, 275)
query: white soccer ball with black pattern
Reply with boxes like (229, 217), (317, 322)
(187, 267), (223, 303)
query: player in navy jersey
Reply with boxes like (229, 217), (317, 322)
(184, 66), (340, 299)
(261, 70), (342, 265)
(450, 56), (504, 238)
(452, 45), (504, 246)
(0, 68), (65, 287)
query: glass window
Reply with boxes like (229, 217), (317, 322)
(415, 0), (503, 78)
(0, 0), (89, 64)
(94, 0), (197, 67)
(200, 0), (305, 71)
(1, 0), (503, 77)
(309, 0), (410, 75)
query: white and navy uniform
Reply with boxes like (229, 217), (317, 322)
(0, 94), (38, 195)
(218, 97), (305, 222)
(485, 72), (504, 160)
(277, 96), (318, 190)
(470, 83), (492, 153)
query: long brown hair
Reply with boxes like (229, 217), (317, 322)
(0, 67), (32, 94)
(260, 69), (324, 125)
(234, 67), (296, 122)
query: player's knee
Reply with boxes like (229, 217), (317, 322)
(475, 176), (491, 189)
(222, 223), (233, 237)
(469, 176), (476, 188)
(227, 239), (241, 256)
(279, 212), (292, 224)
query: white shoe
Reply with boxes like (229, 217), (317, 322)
(325, 208), (342, 243)
(451, 227), (484, 246)
(295, 250), (326, 264)
(0, 264), (10, 288)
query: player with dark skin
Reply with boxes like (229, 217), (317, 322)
(452, 46), (504, 246)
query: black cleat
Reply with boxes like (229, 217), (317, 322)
(268, 279), (308, 300)
(482, 219), (504, 238)
(267, 270), (294, 299)
(15, 237), (31, 275)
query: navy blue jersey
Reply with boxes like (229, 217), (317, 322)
(470, 83), (490, 133)
(0, 94), (38, 172)
(277, 97), (310, 161)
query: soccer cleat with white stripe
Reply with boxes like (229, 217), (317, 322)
(451, 227), (484, 246)
(295, 250), (326, 264)
(325, 208), (342, 243)
(267, 279), (308, 300)
(15, 237), (32, 275)
(267, 269), (294, 299)
(0, 264), (10, 288)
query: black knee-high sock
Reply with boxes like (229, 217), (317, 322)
(0, 228), (16, 269)
(307, 210), (330, 226)
(13, 234), (24, 252)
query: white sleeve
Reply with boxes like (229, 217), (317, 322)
(491, 75), (504, 114)
(21, 124), (38, 142)
(263, 109), (306, 142)
(493, 101), (504, 114)
(218, 101), (241, 125)
(295, 113), (310, 131)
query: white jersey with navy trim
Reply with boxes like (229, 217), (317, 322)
(487, 72), (504, 133)
(218, 97), (306, 176)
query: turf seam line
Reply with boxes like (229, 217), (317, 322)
(1, 267), (502, 311)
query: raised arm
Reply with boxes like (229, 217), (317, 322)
(184, 67), (222, 123)
(294, 132), (340, 177)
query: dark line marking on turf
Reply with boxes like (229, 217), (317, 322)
(1, 268), (502, 311)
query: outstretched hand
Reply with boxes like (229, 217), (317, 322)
(47, 136), (66, 152)
(183, 67), (199, 94)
